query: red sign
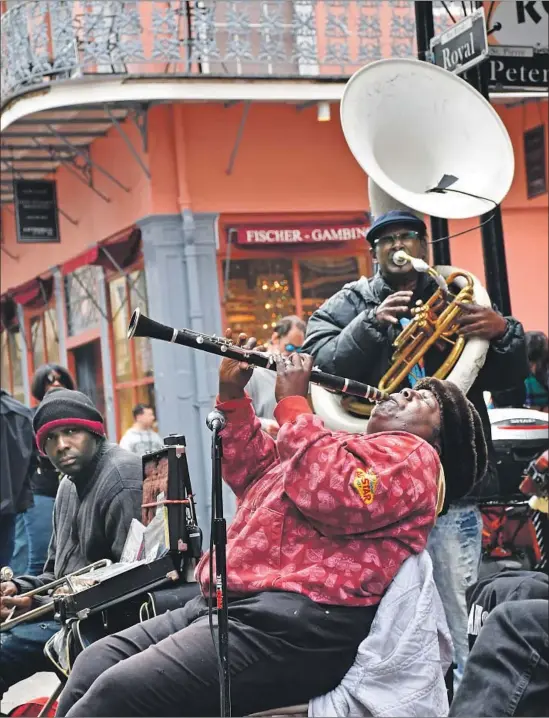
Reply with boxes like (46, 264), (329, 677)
(234, 223), (369, 245)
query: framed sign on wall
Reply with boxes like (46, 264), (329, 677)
(14, 180), (61, 244)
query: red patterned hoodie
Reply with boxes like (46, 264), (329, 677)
(196, 395), (440, 606)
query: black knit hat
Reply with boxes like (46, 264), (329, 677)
(34, 388), (105, 454)
(415, 377), (488, 503)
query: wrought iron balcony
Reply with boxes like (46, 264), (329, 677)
(1, 0), (458, 106)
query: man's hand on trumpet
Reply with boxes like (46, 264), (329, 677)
(456, 302), (507, 340)
(0, 581), (32, 623)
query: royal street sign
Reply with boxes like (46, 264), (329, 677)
(430, 8), (489, 75)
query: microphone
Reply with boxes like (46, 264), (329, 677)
(392, 250), (448, 291)
(206, 409), (227, 432)
(392, 250), (409, 267)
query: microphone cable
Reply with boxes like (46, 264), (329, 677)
(425, 187), (498, 245)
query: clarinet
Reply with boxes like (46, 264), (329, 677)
(128, 308), (387, 403)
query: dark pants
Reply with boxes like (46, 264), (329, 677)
(0, 513), (16, 567)
(0, 618), (59, 697)
(57, 591), (377, 717)
(450, 572), (549, 717)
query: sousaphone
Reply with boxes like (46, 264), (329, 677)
(311, 58), (515, 432)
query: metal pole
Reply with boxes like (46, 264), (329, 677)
(414, 1), (451, 266)
(460, 2), (512, 316)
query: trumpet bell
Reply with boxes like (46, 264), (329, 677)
(341, 58), (515, 219)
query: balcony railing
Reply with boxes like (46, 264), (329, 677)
(1, 0), (458, 105)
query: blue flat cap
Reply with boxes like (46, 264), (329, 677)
(366, 210), (427, 246)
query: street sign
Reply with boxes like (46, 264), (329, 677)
(430, 8), (489, 75)
(488, 46), (549, 90)
(14, 180), (61, 244)
(486, 1), (548, 91)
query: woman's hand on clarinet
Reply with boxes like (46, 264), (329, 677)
(218, 329), (258, 402)
(275, 352), (314, 402)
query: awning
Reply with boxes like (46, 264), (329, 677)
(61, 228), (141, 276)
(0, 295), (17, 333)
(11, 276), (54, 309)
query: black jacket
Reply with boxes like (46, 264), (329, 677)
(0, 390), (34, 515)
(302, 272), (529, 500)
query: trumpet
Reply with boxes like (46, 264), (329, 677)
(378, 251), (476, 394)
(127, 309), (388, 403)
(0, 560), (111, 632)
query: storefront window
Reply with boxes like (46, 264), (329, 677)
(299, 257), (360, 321)
(31, 316), (46, 370)
(1, 332), (11, 392)
(44, 307), (60, 365)
(116, 387), (135, 437)
(129, 270), (153, 379)
(108, 267), (156, 440)
(222, 254), (365, 341)
(223, 259), (296, 343)
(1, 329), (24, 403)
(28, 305), (60, 377)
(110, 275), (133, 383)
(65, 266), (101, 337)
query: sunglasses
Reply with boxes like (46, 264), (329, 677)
(285, 344), (303, 353)
(374, 230), (422, 247)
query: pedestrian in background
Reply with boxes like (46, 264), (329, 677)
(0, 390), (34, 567)
(120, 403), (163, 456)
(246, 316), (306, 437)
(10, 363), (75, 576)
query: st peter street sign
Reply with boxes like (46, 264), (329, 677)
(430, 8), (489, 75)
(487, 1), (549, 91)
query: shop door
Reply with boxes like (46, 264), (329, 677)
(71, 340), (105, 418)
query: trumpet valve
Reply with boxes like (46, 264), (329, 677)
(1, 566), (14, 582)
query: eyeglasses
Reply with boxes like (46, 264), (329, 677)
(374, 230), (422, 247)
(285, 344), (303, 353)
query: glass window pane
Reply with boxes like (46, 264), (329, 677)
(65, 266), (100, 336)
(1, 332), (11, 392)
(299, 257), (360, 322)
(223, 259), (295, 345)
(129, 270), (153, 379)
(9, 331), (24, 403)
(31, 316), (46, 371)
(44, 307), (59, 364)
(110, 276), (132, 382)
(117, 387), (135, 439)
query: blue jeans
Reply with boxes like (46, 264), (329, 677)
(0, 514), (16, 567)
(0, 618), (59, 696)
(427, 503), (482, 687)
(11, 495), (55, 576)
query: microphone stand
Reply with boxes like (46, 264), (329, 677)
(206, 410), (231, 717)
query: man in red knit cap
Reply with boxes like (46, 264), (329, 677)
(0, 389), (142, 698)
(56, 342), (487, 718)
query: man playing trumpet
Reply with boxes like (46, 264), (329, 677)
(0, 389), (143, 698)
(302, 209), (529, 685)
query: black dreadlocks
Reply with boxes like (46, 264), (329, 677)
(415, 377), (488, 505)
